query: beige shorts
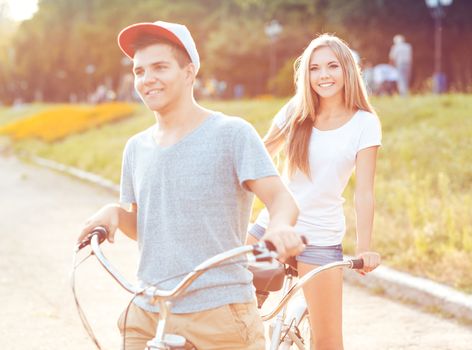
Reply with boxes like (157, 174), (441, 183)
(117, 301), (265, 350)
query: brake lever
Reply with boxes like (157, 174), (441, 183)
(251, 241), (278, 263)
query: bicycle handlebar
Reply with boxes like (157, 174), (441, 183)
(350, 258), (364, 269)
(85, 227), (278, 301)
(79, 227), (363, 321)
(260, 257), (364, 321)
(263, 235), (308, 252)
(76, 226), (107, 251)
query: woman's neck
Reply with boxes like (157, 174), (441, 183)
(317, 95), (347, 119)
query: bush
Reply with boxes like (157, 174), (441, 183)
(0, 102), (136, 142)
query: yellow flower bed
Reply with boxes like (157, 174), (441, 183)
(0, 102), (136, 142)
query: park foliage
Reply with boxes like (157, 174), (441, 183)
(1, 0), (472, 103)
(0, 94), (471, 293)
(0, 102), (135, 141)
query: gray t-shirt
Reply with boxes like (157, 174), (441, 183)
(120, 112), (278, 313)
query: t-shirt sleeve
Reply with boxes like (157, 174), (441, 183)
(357, 113), (382, 152)
(232, 120), (279, 189)
(273, 102), (290, 129)
(120, 140), (136, 204)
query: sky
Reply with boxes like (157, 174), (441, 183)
(3, 0), (38, 21)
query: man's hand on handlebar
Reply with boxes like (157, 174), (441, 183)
(77, 204), (120, 246)
(260, 224), (306, 262)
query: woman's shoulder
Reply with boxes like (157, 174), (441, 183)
(354, 110), (382, 144)
(356, 109), (378, 120)
(354, 110), (381, 127)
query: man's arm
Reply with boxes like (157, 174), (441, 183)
(77, 202), (138, 244)
(245, 176), (304, 260)
(117, 203), (138, 241)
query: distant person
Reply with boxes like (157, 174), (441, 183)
(350, 49), (360, 66)
(373, 63), (398, 96)
(117, 73), (136, 101)
(234, 83), (245, 99)
(389, 34), (412, 96)
(90, 84), (109, 104)
(362, 61), (375, 95)
(77, 19), (305, 349)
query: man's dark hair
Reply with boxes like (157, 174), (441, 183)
(131, 34), (192, 68)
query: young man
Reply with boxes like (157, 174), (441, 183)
(77, 20), (305, 349)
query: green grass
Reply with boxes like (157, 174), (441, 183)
(3, 94), (472, 293)
(344, 94), (472, 292)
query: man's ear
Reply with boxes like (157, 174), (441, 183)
(185, 63), (197, 84)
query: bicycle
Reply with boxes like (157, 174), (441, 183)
(72, 227), (363, 350)
(251, 255), (362, 350)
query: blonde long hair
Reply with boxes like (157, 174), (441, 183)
(265, 34), (375, 177)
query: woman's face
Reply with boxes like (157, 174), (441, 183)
(309, 46), (345, 100)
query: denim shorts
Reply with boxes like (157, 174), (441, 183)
(248, 223), (343, 266)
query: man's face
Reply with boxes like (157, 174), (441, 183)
(132, 43), (189, 113)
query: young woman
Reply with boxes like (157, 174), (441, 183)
(248, 34), (382, 349)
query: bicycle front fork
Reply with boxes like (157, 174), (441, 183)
(269, 273), (295, 350)
(145, 300), (190, 350)
(146, 334), (187, 350)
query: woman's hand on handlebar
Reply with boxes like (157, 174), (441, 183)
(355, 251), (381, 275)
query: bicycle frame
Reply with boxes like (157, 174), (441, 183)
(260, 259), (363, 350)
(84, 231), (276, 349)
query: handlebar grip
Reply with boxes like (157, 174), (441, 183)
(350, 258), (364, 269)
(76, 226), (108, 251)
(263, 240), (277, 252)
(263, 235), (308, 253)
(92, 226), (108, 244)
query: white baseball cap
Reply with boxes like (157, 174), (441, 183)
(117, 20), (200, 73)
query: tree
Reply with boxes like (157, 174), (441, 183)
(3, 0), (472, 102)
(0, 1), (19, 103)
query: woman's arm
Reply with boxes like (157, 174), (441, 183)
(354, 146), (381, 273)
(263, 123), (285, 157)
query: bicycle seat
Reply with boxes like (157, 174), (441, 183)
(249, 262), (285, 291)
(249, 256), (298, 292)
(284, 256), (299, 277)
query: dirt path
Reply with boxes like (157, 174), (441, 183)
(1, 154), (471, 350)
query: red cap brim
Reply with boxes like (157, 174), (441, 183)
(117, 22), (184, 59)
